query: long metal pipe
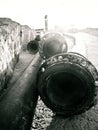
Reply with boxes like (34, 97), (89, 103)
(0, 53), (42, 130)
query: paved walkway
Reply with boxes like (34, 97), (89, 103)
(74, 32), (98, 70)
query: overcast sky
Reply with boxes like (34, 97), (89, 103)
(0, 0), (98, 29)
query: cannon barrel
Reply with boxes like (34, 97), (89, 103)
(0, 53), (42, 130)
(39, 32), (68, 59)
(37, 32), (98, 116)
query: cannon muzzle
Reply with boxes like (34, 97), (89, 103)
(27, 35), (40, 54)
(27, 40), (39, 54)
(37, 32), (98, 116)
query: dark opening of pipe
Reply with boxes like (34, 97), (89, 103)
(27, 40), (38, 54)
(30, 43), (38, 50)
(46, 72), (87, 108)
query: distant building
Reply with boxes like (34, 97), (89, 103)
(35, 28), (45, 37)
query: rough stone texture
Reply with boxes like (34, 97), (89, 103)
(0, 18), (34, 94)
(0, 18), (22, 93)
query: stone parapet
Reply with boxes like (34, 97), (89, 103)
(0, 18), (34, 93)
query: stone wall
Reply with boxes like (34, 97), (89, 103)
(21, 25), (35, 50)
(0, 18), (34, 94)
